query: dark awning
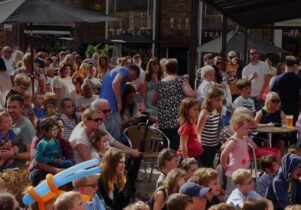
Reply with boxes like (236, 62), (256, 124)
(201, 0), (301, 28)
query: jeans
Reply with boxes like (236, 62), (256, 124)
(105, 112), (122, 141)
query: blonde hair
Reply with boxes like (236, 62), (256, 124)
(72, 174), (99, 189)
(54, 191), (81, 210)
(232, 169), (252, 185)
(264, 91), (280, 109)
(178, 97), (199, 125)
(100, 148), (126, 193)
(230, 108), (253, 130)
(161, 168), (186, 194)
(201, 65), (215, 79)
(124, 201), (150, 210)
(81, 108), (98, 122)
(0, 111), (10, 125)
(13, 73), (31, 87)
(285, 205), (301, 210)
(193, 168), (218, 186)
(12, 50), (24, 69)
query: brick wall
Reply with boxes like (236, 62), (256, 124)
(0, 24), (19, 48)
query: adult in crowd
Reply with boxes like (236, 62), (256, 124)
(97, 148), (132, 210)
(75, 81), (98, 112)
(52, 63), (75, 108)
(242, 47), (271, 110)
(270, 55), (301, 124)
(132, 54), (146, 94)
(157, 58), (196, 151)
(68, 108), (110, 163)
(143, 57), (163, 116)
(265, 57), (277, 76)
(2, 46), (15, 77)
(0, 56), (11, 109)
(224, 50), (243, 100)
(5, 94), (35, 167)
(99, 64), (140, 140)
(97, 55), (110, 80)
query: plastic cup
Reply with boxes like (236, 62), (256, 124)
(286, 115), (294, 128)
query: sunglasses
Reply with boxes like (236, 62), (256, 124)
(88, 118), (103, 123)
(101, 109), (111, 114)
(271, 99), (280, 104)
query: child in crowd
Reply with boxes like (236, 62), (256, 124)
(242, 198), (268, 210)
(179, 158), (198, 180)
(73, 174), (106, 210)
(156, 148), (179, 188)
(256, 155), (279, 197)
(34, 117), (75, 169)
(45, 66), (56, 85)
(60, 97), (80, 140)
(192, 168), (222, 208)
(197, 88), (224, 167)
(226, 169), (268, 209)
(178, 97), (202, 165)
(23, 91), (38, 126)
(151, 168), (187, 210)
(0, 112), (18, 170)
(89, 129), (109, 159)
(0, 192), (19, 210)
(32, 94), (47, 120)
(208, 203), (236, 210)
(124, 201), (150, 210)
(232, 79), (255, 114)
(166, 193), (194, 210)
(221, 108), (257, 196)
(54, 191), (85, 210)
(75, 81), (98, 112)
(197, 65), (225, 102)
(287, 144), (301, 156)
(266, 153), (301, 209)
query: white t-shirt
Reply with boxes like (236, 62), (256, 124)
(242, 61), (269, 97)
(197, 80), (214, 101)
(232, 96), (255, 113)
(51, 76), (75, 100)
(75, 95), (98, 112)
(2, 56), (15, 76)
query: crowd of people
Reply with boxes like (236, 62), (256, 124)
(0, 45), (301, 210)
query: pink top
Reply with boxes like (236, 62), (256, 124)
(225, 135), (250, 177)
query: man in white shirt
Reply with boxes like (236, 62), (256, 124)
(2, 46), (15, 76)
(132, 54), (145, 94)
(242, 47), (271, 110)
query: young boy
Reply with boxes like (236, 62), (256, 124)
(32, 94), (47, 120)
(256, 155), (279, 196)
(266, 153), (301, 209)
(156, 149), (179, 188)
(167, 193), (194, 210)
(73, 174), (106, 210)
(197, 65), (225, 102)
(192, 168), (222, 209)
(54, 191), (85, 210)
(226, 169), (270, 209)
(232, 79), (255, 114)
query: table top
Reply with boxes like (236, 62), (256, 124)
(252, 125), (297, 133)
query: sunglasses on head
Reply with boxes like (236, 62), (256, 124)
(271, 99), (280, 104)
(88, 118), (103, 123)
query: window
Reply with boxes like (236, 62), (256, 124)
(129, 13), (134, 29)
(170, 18), (174, 28)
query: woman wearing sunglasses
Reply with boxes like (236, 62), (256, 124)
(69, 108), (106, 163)
(255, 91), (287, 155)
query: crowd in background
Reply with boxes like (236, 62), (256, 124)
(0, 45), (301, 210)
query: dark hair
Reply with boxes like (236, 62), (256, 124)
(157, 149), (178, 170)
(128, 64), (140, 77)
(0, 192), (17, 210)
(236, 79), (251, 90)
(166, 193), (193, 210)
(285, 55), (297, 67)
(39, 117), (57, 134)
(60, 98), (78, 124)
(7, 94), (24, 106)
(121, 83), (136, 118)
(242, 198), (268, 210)
(203, 53), (214, 60)
(165, 58), (178, 74)
(202, 87), (224, 113)
(260, 155), (278, 171)
(277, 62), (285, 75)
(145, 57), (163, 82)
(248, 47), (259, 54)
(179, 158), (198, 171)
(89, 129), (108, 150)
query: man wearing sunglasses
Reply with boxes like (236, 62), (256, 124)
(270, 55), (301, 125)
(242, 47), (271, 111)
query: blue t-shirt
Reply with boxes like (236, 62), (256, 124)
(100, 66), (129, 113)
(33, 107), (47, 120)
(0, 129), (14, 145)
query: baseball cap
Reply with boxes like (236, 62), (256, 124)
(179, 182), (210, 197)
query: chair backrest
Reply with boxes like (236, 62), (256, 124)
(124, 125), (170, 153)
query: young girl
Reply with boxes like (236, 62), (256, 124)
(197, 87), (224, 167)
(220, 108), (258, 196)
(178, 97), (202, 165)
(0, 112), (18, 170)
(89, 129), (109, 159)
(60, 97), (80, 140)
(34, 117), (75, 169)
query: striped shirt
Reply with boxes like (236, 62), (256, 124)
(200, 113), (220, 146)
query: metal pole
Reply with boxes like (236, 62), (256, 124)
(197, 1), (203, 68)
(30, 24), (34, 94)
(105, 0), (109, 49)
(244, 28), (248, 64)
(152, 0), (156, 57)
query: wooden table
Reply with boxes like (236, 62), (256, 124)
(252, 126), (297, 147)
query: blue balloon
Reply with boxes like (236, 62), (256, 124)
(23, 158), (101, 205)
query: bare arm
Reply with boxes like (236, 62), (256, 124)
(75, 144), (91, 162)
(182, 79), (197, 98)
(197, 110), (209, 133)
(111, 140), (142, 158)
(180, 135), (189, 158)
(254, 110), (263, 124)
(259, 74), (272, 98)
(153, 191), (165, 210)
(220, 140), (236, 170)
(280, 111), (286, 124)
(112, 74), (124, 112)
(35, 162), (60, 174)
(16, 143), (31, 161)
